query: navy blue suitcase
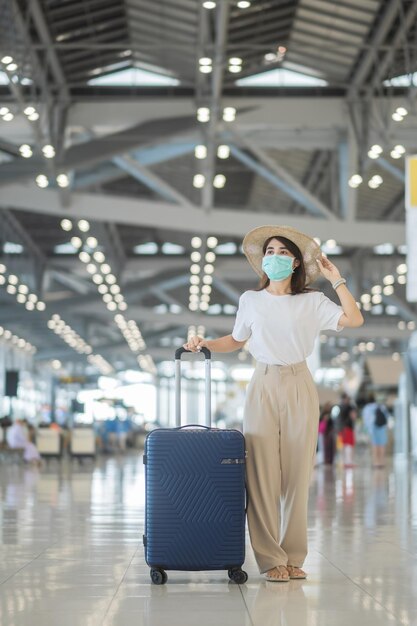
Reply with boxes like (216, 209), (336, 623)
(143, 347), (247, 585)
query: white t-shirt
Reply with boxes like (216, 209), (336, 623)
(232, 289), (344, 365)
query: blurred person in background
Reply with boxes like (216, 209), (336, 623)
(319, 403), (336, 465)
(362, 394), (389, 468)
(341, 405), (357, 467)
(7, 418), (41, 466)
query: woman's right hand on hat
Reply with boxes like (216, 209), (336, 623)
(183, 336), (208, 352)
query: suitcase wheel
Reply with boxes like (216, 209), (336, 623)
(228, 568), (248, 584)
(150, 568), (168, 585)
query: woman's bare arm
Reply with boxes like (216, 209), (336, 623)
(183, 334), (246, 353)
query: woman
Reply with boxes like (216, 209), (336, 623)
(183, 225), (363, 583)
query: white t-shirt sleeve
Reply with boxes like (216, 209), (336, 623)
(316, 292), (344, 332)
(232, 294), (252, 342)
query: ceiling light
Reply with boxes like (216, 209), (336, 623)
(371, 285), (382, 294)
(28, 112), (40, 121)
(370, 144), (383, 154)
(18, 284), (28, 294)
(383, 285), (394, 295)
(348, 174), (363, 188)
(1, 56), (13, 64)
(35, 174), (48, 188)
(0, 107), (9, 115)
(392, 112), (403, 122)
(71, 236), (82, 248)
(191, 237), (202, 248)
(204, 264), (214, 274)
(383, 274), (395, 285)
(368, 149), (380, 159)
(237, 0), (251, 7)
(217, 145), (230, 159)
(203, 275), (213, 284)
(101, 263), (111, 274)
(36, 301), (46, 311)
(193, 174), (205, 188)
(396, 107), (408, 117)
(394, 144), (405, 154)
(207, 236), (218, 248)
(195, 145), (207, 159)
(28, 294), (38, 302)
(200, 301), (209, 311)
(197, 107), (210, 123)
(0, 264), (6, 273)
(398, 275), (406, 284)
(78, 220), (90, 233)
(24, 106), (35, 115)
(190, 264), (201, 274)
(360, 293), (371, 303)
(109, 284), (120, 294)
(6, 63), (17, 71)
(199, 57), (212, 66)
(203, 1), (216, 7)
(202, 285), (212, 294)
(114, 294), (123, 303)
(86, 263), (97, 274)
(2, 112), (14, 121)
(79, 251), (90, 263)
(190, 275), (200, 285)
(190, 285), (199, 295)
(107, 301), (117, 311)
(92, 274), (103, 284)
(106, 274), (116, 284)
(98, 284), (108, 294)
(201, 294), (210, 303)
(189, 302), (199, 311)
(61, 218), (72, 231)
(103, 294), (112, 303)
(191, 251), (201, 262)
(42, 144), (55, 158)
(8, 274), (18, 284)
(118, 302), (127, 310)
(391, 150), (402, 159)
(19, 144), (32, 158)
(6, 285), (16, 294)
(408, 321), (416, 330)
(57, 173), (69, 188)
(229, 57), (242, 66)
(25, 301), (35, 310)
(223, 107), (236, 122)
(213, 174), (226, 188)
(205, 251), (216, 263)
(200, 65), (212, 74)
(93, 251), (105, 263)
(86, 237), (98, 248)
(229, 65), (241, 73)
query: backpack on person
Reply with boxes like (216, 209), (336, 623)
(374, 405), (387, 427)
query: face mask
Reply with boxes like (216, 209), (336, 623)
(262, 254), (294, 282)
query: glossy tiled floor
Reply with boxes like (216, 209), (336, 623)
(1, 450), (416, 626)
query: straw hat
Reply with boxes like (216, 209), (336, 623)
(242, 225), (322, 285)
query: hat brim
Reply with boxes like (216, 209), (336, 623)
(242, 225), (322, 285)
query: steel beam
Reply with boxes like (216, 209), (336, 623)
(229, 141), (337, 220)
(1, 184), (406, 246)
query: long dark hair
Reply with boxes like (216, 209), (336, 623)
(255, 235), (316, 295)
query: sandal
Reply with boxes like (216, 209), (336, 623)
(265, 565), (290, 582)
(286, 565), (307, 579)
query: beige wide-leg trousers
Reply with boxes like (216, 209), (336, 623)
(243, 360), (320, 574)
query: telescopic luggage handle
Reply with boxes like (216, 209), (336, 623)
(174, 347), (212, 427)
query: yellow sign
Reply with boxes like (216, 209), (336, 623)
(406, 155), (417, 210)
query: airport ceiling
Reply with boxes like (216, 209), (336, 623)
(0, 0), (416, 374)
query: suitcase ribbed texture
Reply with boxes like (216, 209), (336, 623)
(145, 428), (245, 570)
